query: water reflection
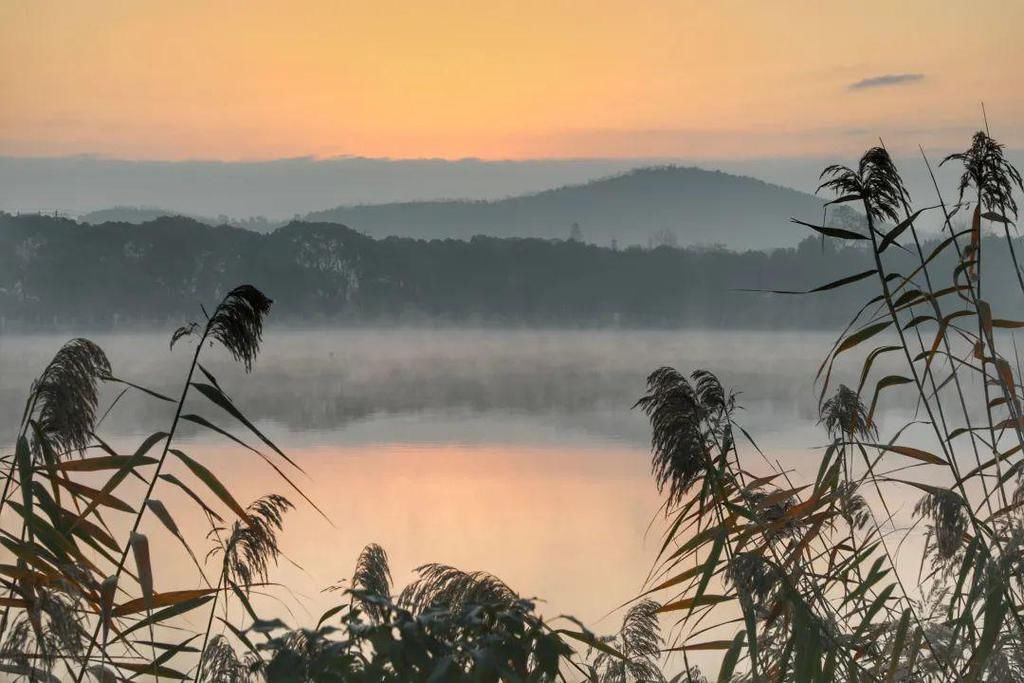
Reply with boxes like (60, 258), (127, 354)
(0, 328), (839, 444)
(0, 327), (874, 673)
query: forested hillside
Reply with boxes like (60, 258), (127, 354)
(2, 212), (1014, 331)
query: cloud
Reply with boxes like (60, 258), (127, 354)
(848, 73), (926, 90)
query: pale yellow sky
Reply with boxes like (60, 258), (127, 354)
(1, 0), (1021, 160)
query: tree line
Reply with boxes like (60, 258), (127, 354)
(1, 212), (1021, 331)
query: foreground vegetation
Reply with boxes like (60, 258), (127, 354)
(0, 285), (652, 682)
(634, 130), (1024, 681)
(0, 128), (1022, 681)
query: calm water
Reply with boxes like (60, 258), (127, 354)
(0, 327), (916, 669)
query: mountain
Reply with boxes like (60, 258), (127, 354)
(304, 166), (863, 250)
(5, 152), (1015, 234)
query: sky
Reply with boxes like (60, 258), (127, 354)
(1, 0), (1022, 161)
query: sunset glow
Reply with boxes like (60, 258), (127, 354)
(2, 0), (1022, 160)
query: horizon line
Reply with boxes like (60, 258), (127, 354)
(2, 148), (1010, 165)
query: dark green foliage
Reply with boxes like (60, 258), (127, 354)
(252, 548), (577, 682)
(259, 596), (570, 682)
(6, 211), (1024, 330)
(0, 213), (969, 331)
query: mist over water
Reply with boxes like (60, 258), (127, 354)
(0, 325), (953, 672)
(1, 327), (840, 445)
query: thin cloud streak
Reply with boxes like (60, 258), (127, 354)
(848, 73), (926, 90)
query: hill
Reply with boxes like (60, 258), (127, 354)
(78, 206), (286, 232)
(304, 166), (863, 250)
(79, 206), (183, 224)
(5, 213), (1018, 331)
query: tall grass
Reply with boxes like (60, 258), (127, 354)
(637, 129), (1024, 681)
(0, 286), (323, 681)
(0, 286), (615, 681)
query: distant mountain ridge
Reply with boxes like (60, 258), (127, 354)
(0, 155), (655, 219)
(79, 206), (286, 232)
(5, 152), (1015, 233)
(304, 166), (862, 250)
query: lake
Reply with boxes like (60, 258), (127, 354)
(0, 326), (916, 671)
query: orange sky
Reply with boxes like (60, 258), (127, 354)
(2, 0), (1022, 160)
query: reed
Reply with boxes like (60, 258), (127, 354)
(0, 286), (599, 681)
(636, 129), (1024, 681)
